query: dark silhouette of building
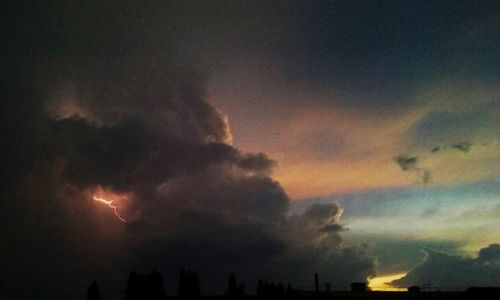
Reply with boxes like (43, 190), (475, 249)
(408, 286), (421, 293)
(325, 282), (331, 292)
(124, 270), (166, 300)
(226, 273), (245, 296)
(351, 282), (368, 292)
(87, 281), (101, 300)
(178, 268), (200, 297)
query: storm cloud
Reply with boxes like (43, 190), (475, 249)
(0, 3), (375, 298)
(1, 72), (375, 297)
(392, 244), (500, 288)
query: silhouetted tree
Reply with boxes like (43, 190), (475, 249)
(227, 273), (237, 296)
(125, 272), (139, 300)
(125, 270), (166, 300)
(87, 281), (101, 300)
(178, 269), (200, 297)
(226, 273), (244, 296)
(178, 269), (187, 296)
(277, 283), (284, 294)
(192, 271), (200, 296)
(256, 279), (285, 296)
(148, 270), (167, 299)
(238, 283), (245, 296)
(257, 279), (264, 296)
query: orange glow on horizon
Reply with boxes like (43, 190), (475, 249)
(368, 272), (407, 292)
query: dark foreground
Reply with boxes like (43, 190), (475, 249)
(87, 270), (500, 300)
(166, 288), (499, 299)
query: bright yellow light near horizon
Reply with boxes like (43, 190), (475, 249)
(368, 272), (407, 292)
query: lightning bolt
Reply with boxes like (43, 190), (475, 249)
(93, 195), (127, 223)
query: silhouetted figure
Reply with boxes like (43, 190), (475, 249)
(87, 281), (101, 300)
(178, 269), (200, 297)
(125, 270), (166, 300)
(314, 273), (319, 292)
(226, 273), (244, 296)
(286, 283), (295, 296)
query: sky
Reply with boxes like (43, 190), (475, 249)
(1, 0), (499, 298)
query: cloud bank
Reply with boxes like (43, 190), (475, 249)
(392, 244), (500, 288)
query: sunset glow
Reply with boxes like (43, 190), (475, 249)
(368, 273), (407, 292)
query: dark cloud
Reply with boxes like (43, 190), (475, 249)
(394, 155), (430, 184)
(360, 237), (464, 275)
(277, 0), (499, 112)
(430, 141), (474, 154)
(392, 244), (500, 288)
(478, 244), (500, 263)
(395, 155), (419, 171)
(235, 152), (277, 175)
(411, 102), (498, 151)
(1, 70), (376, 299)
(0, 4), (375, 298)
(452, 141), (473, 153)
(289, 203), (346, 238)
(319, 224), (346, 233)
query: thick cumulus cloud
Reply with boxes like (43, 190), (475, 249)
(1, 67), (375, 298)
(0, 4), (375, 299)
(392, 244), (500, 288)
(45, 59), (233, 145)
